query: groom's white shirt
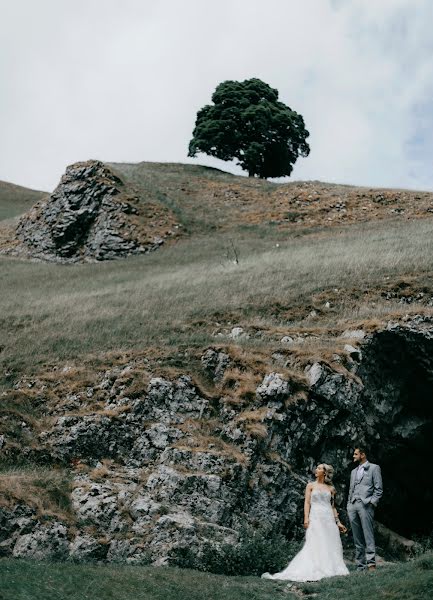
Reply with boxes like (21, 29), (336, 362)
(355, 463), (365, 481)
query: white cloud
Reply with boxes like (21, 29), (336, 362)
(1, 0), (433, 191)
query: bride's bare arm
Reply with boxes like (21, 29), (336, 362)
(331, 487), (347, 533)
(304, 482), (313, 528)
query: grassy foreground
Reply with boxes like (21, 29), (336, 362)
(0, 554), (432, 600)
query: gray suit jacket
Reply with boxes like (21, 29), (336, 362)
(347, 462), (383, 507)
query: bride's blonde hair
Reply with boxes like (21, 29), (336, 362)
(317, 463), (334, 484)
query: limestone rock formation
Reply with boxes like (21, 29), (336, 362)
(14, 160), (178, 262)
(201, 348), (231, 382)
(1, 316), (432, 564)
(12, 522), (69, 561)
(256, 373), (291, 404)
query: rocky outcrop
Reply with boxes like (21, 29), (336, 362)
(14, 160), (178, 262)
(1, 316), (432, 564)
(12, 522), (69, 560)
(375, 522), (422, 560)
(355, 316), (433, 538)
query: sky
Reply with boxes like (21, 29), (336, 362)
(2, 0), (433, 192)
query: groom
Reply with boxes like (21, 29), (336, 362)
(347, 446), (383, 571)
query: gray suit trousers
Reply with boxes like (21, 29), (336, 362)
(347, 500), (376, 568)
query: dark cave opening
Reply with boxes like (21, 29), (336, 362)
(358, 328), (433, 539)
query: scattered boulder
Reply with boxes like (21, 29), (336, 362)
(271, 352), (289, 367)
(341, 329), (366, 340)
(305, 362), (363, 410)
(228, 327), (249, 340)
(375, 522), (422, 560)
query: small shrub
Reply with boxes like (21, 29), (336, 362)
(286, 211), (304, 222)
(33, 472), (72, 514)
(172, 527), (301, 576)
(416, 554), (433, 571)
(413, 530), (433, 555)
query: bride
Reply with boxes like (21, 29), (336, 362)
(262, 463), (350, 582)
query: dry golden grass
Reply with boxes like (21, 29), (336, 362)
(243, 422), (268, 440)
(0, 466), (72, 521)
(236, 409), (276, 440)
(112, 162), (433, 234)
(236, 407), (271, 422)
(89, 464), (111, 481)
(172, 430), (248, 465)
(222, 368), (262, 406)
(65, 405), (132, 419)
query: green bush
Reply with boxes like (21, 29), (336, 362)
(172, 528), (302, 576)
(413, 530), (433, 555)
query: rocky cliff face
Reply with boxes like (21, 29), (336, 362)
(14, 160), (178, 262)
(1, 316), (432, 564)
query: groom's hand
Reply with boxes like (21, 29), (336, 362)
(303, 520), (309, 529)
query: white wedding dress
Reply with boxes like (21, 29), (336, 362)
(262, 487), (349, 582)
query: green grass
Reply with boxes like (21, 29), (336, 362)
(298, 553), (433, 599)
(0, 181), (45, 221)
(2, 217), (433, 384)
(0, 560), (289, 600)
(0, 553), (432, 600)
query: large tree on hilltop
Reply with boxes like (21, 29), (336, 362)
(188, 78), (310, 178)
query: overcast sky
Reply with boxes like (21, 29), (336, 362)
(2, 0), (433, 192)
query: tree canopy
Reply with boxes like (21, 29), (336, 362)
(188, 78), (310, 178)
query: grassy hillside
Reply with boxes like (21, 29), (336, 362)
(0, 180), (46, 221)
(1, 163), (433, 595)
(1, 162), (433, 387)
(109, 161), (433, 235)
(0, 552), (432, 600)
(2, 216), (433, 384)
